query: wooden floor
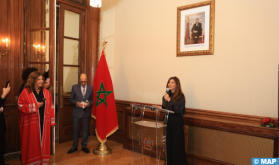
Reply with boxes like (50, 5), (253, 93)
(6, 136), (165, 165)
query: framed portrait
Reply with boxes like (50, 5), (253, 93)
(177, 0), (215, 56)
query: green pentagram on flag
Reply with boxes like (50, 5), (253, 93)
(95, 82), (113, 108)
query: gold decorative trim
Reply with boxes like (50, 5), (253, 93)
(177, 0), (215, 56)
(92, 114), (119, 143)
(95, 126), (119, 143)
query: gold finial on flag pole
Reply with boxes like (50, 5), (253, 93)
(101, 39), (107, 57)
(101, 39), (107, 48)
(101, 39), (108, 49)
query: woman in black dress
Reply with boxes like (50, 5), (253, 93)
(162, 77), (187, 165)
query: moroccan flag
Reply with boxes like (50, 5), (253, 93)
(92, 49), (118, 143)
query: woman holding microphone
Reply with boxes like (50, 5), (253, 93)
(162, 76), (187, 165)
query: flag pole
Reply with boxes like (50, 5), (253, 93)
(93, 40), (112, 155)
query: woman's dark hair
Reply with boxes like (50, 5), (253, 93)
(165, 76), (184, 103)
(43, 70), (49, 80)
(22, 67), (38, 81)
(24, 71), (44, 93)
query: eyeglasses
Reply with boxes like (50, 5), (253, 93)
(81, 81), (87, 83)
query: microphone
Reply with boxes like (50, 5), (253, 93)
(164, 88), (170, 102)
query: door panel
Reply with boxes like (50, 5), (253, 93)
(63, 38), (79, 65)
(63, 67), (79, 92)
(30, 30), (50, 62)
(64, 10), (80, 38)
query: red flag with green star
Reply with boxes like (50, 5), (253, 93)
(92, 50), (118, 143)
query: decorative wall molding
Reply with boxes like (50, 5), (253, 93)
(57, 0), (88, 9)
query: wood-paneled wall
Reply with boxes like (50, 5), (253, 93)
(86, 7), (99, 86)
(0, 0), (24, 153)
(0, 0), (24, 104)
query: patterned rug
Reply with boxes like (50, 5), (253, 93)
(4, 152), (21, 161)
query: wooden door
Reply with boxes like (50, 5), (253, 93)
(58, 3), (85, 143)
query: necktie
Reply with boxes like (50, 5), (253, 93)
(83, 87), (85, 97)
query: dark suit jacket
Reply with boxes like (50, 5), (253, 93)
(191, 22), (202, 36)
(69, 84), (93, 119)
(0, 97), (6, 154)
(0, 98), (6, 130)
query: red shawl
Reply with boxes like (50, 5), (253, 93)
(18, 88), (55, 165)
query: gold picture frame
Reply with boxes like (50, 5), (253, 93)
(177, 0), (215, 56)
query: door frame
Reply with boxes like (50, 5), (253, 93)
(58, 3), (85, 143)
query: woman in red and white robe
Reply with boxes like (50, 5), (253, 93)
(18, 71), (55, 165)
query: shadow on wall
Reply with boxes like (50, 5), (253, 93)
(101, 0), (123, 10)
(115, 56), (129, 100)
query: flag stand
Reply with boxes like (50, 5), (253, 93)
(93, 142), (112, 155)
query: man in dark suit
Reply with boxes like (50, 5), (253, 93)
(191, 18), (202, 44)
(67, 73), (93, 154)
(0, 84), (10, 165)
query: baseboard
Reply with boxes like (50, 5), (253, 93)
(186, 153), (233, 165)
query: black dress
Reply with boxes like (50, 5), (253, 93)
(33, 89), (45, 139)
(0, 97), (6, 165)
(162, 93), (187, 165)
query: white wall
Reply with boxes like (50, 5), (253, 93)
(99, 0), (279, 117)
